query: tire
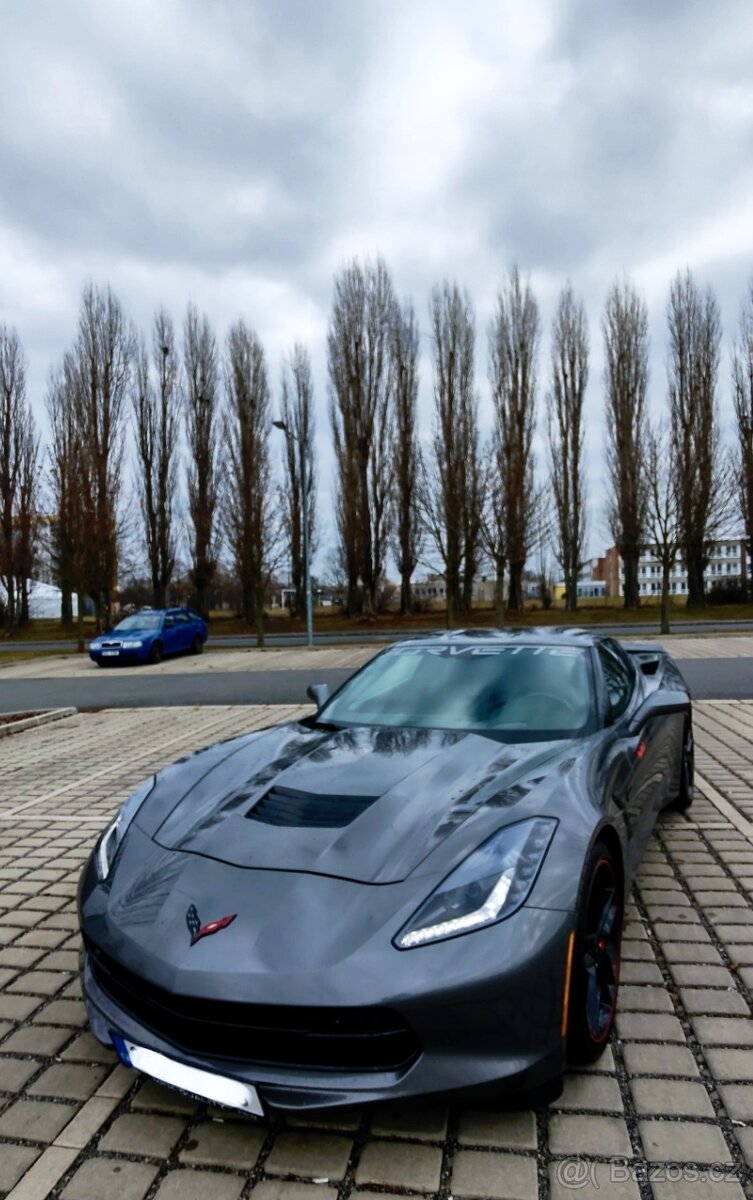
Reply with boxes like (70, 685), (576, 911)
(148, 641), (164, 665)
(567, 840), (623, 1065)
(191, 634), (203, 655)
(670, 722), (694, 812)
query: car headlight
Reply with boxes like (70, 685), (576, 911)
(394, 817), (557, 949)
(95, 778), (154, 881)
(128, 640), (143, 648)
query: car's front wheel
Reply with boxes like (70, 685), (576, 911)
(191, 634), (203, 655)
(567, 841), (623, 1065)
(148, 641), (163, 665)
(670, 723), (694, 812)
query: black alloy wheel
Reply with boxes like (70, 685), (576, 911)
(568, 841), (623, 1064)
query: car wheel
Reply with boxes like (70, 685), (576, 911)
(670, 723), (694, 812)
(191, 634), (203, 655)
(149, 641), (164, 665)
(567, 841), (623, 1065)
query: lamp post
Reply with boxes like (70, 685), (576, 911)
(273, 420), (313, 647)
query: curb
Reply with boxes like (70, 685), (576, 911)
(0, 707), (77, 739)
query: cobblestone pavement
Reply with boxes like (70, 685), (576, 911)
(0, 705), (752, 1199)
(1, 632), (752, 683)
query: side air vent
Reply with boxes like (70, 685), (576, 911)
(247, 785), (379, 828)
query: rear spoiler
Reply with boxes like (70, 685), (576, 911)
(621, 641), (666, 676)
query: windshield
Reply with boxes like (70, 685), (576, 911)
(114, 613), (163, 632)
(320, 643), (596, 740)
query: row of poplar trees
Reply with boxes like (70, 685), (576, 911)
(1, 260), (751, 636)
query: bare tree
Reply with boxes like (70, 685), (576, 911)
(603, 278), (649, 609)
(328, 257), (395, 617)
(132, 309), (179, 608)
(184, 304), (220, 617)
(279, 344), (316, 618)
(223, 320), (276, 645)
(391, 299), (421, 614)
(645, 422), (680, 635)
(0, 327), (39, 631)
(548, 284), (589, 612)
(72, 284), (135, 630)
(732, 278), (753, 598)
(47, 356), (88, 648)
(667, 270), (727, 608)
(488, 267), (540, 613)
(479, 434), (506, 624)
(419, 282), (480, 626)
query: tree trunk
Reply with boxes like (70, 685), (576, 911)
(622, 552), (639, 609)
(400, 574), (411, 615)
(76, 592), (85, 654)
(495, 565), (505, 626)
(61, 587), (73, 629)
(507, 561), (523, 614)
(686, 552), (705, 608)
(255, 583), (265, 648)
(660, 563), (671, 634)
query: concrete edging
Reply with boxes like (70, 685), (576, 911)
(0, 707), (77, 739)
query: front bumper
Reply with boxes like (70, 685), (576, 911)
(89, 644), (148, 665)
(81, 902), (571, 1113)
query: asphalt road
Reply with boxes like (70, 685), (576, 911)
(0, 657), (751, 712)
(5, 617), (753, 654)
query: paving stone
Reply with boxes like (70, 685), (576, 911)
(0, 992), (42, 1020)
(54, 1094), (120, 1148)
(98, 1111), (186, 1158)
(662, 942), (723, 964)
(1, 1023), (73, 1055)
(680, 987), (750, 1016)
(31, 998), (87, 1026)
(555, 1072), (623, 1112)
(179, 1119), (265, 1169)
(451, 1149), (537, 1199)
(243, 1185), (337, 1200)
(28, 1060), (109, 1100)
(615, 1012), (686, 1042)
(356, 1139), (442, 1191)
(719, 1083), (753, 1121)
(131, 1077), (198, 1113)
(61, 1157), (160, 1200)
(629, 1076), (714, 1117)
(457, 1108), (537, 1149)
(60, 1031), (118, 1063)
(618, 985), (675, 1012)
(621, 1042), (699, 1076)
(0, 1054), (41, 1091)
(266, 1131), (353, 1180)
(548, 1113), (632, 1158)
(3, 1144), (79, 1200)
(549, 1160), (641, 1199)
(619, 960), (663, 984)
(0, 1097), (77, 1142)
(154, 1170), (246, 1200)
(0, 1143), (40, 1193)
(691, 1016), (753, 1045)
(371, 1102), (448, 1140)
(651, 1180), (747, 1200)
(735, 1125), (753, 1166)
(639, 1118), (732, 1163)
(704, 1047), (753, 1080)
(7, 969), (69, 996)
(669, 963), (736, 986)
(286, 1107), (362, 1132)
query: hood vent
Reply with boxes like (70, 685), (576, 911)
(247, 785), (379, 828)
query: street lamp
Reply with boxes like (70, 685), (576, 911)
(273, 419), (313, 647)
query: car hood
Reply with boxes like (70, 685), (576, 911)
(144, 722), (575, 885)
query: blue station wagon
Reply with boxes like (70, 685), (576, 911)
(89, 608), (208, 667)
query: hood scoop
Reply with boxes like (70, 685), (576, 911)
(247, 785), (379, 829)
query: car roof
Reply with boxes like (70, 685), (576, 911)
(389, 627), (603, 650)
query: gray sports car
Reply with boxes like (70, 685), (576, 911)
(78, 629), (692, 1115)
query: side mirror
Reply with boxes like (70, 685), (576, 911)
(627, 690), (689, 737)
(306, 683), (331, 710)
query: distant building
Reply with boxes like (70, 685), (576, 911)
(594, 539), (750, 599)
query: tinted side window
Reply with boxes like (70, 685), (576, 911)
(597, 642), (634, 720)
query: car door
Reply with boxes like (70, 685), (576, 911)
(162, 612), (181, 656)
(176, 611), (195, 650)
(595, 639), (658, 878)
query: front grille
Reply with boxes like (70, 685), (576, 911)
(86, 939), (419, 1073)
(247, 785), (379, 828)
(100, 641), (122, 648)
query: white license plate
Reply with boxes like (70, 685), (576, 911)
(113, 1036), (263, 1115)
(102, 650), (119, 657)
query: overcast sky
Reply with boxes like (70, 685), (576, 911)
(2, 0), (753, 569)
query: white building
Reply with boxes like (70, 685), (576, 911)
(617, 538), (749, 598)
